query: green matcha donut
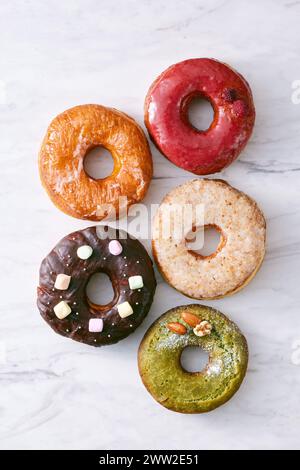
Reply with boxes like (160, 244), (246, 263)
(138, 304), (248, 413)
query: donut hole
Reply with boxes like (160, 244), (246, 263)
(86, 272), (115, 306)
(84, 146), (114, 180)
(180, 346), (209, 373)
(186, 224), (223, 258)
(187, 96), (214, 131)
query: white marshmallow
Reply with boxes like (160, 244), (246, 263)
(54, 274), (71, 290)
(77, 245), (93, 260)
(128, 275), (143, 290)
(108, 240), (123, 256)
(117, 301), (133, 318)
(89, 318), (104, 332)
(53, 301), (71, 319)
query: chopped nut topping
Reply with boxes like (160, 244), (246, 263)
(167, 322), (187, 335)
(193, 320), (212, 337)
(181, 311), (201, 327)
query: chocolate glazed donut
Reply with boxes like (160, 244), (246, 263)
(37, 226), (156, 346)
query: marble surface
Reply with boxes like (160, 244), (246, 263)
(0, 0), (300, 450)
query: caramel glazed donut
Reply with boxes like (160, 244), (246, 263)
(152, 179), (266, 299)
(144, 58), (255, 175)
(37, 226), (156, 346)
(39, 104), (153, 221)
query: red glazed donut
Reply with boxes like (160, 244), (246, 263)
(144, 58), (255, 175)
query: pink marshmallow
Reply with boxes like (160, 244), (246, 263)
(89, 318), (104, 333)
(108, 240), (123, 256)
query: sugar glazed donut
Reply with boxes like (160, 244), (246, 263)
(144, 58), (255, 175)
(152, 179), (266, 299)
(37, 226), (156, 346)
(138, 304), (248, 413)
(39, 104), (153, 221)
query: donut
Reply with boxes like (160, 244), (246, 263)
(39, 104), (153, 221)
(144, 58), (255, 175)
(138, 304), (248, 413)
(37, 226), (156, 346)
(152, 179), (266, 299)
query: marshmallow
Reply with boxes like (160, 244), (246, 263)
(128, 275), (143, 290)
(89, 318), (104, 332)
(54, 274), (71, 290)
(77, 245), (93, 260)
(117, 301), (133, 318)
(108, 240), (123, 256)
(53, 301), (71, 319)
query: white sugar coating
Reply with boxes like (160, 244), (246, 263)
(53, 301), (71, 319)
(54, 273), (71, 290)
(77, 245), (93, 260)
(128, 275), (143, 290)
(152, 179), (266, 299)
(117, 301), (133, 318)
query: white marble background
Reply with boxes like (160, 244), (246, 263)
(0, 0), (299, 450)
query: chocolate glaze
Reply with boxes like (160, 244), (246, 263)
(37, 226), (156, 346)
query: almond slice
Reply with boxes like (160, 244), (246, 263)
(181, 311), (201, 327)
(167, 322), (187, 335)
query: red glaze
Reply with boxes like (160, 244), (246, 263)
(144, 58), (255, 175)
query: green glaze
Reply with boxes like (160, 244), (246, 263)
(138, 304), (248, 413)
